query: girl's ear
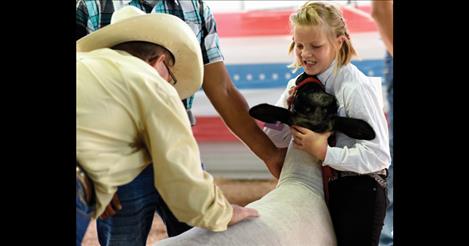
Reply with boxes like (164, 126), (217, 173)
(336, 35), (347, 48)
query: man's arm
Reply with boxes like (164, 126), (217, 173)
(141, 77), (257, 231)
(371, 0), (393, 56)
(202, 62), (286, 178)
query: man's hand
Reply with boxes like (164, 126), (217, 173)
(228, 204), (259, 226)
(99, 193), (122, 220)
(291, 125), (332, 161)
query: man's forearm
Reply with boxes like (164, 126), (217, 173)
(371, 0), (393, 56)
(202, 62), (283, 177)
(222, 91), (278, 159)
(211, 86), (281, 177)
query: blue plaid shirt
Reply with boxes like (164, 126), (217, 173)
(76, 0), (224, 109)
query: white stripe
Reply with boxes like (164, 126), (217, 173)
(192, 88), (285, 116)
(220, 32), (386, 64)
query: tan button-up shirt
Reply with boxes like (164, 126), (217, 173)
(76, 48), (232, 231)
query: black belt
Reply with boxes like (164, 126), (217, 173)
(331, 168), (388, 189)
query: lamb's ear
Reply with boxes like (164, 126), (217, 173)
(333, 116), (376, 140)
(249, 103), (292, 126)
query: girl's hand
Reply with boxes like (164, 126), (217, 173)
(291, 125), (332, 161)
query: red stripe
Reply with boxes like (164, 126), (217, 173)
(342, 6), (377, 33)
(214, 6), (376, 38)
(193, 116), (264, 142)
(214, 10), (292, 37)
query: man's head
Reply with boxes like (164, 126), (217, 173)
(76, 6), (202, 99)
(111, 41), (177, 85)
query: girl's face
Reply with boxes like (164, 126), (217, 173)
(294, 25), (339, 76)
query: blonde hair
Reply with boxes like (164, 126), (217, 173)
(288, 1), (357, 73)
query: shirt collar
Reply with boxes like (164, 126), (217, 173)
(317, 60), (337, 91)
(136, 0), (160, 8)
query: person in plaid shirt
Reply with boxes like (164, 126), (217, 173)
(76, 1), (286, 245)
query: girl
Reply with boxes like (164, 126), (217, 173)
(286, 2), (391, 245)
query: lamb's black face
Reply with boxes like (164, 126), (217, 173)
(290, 83), (338, 133)
(249, 74), (376, 141)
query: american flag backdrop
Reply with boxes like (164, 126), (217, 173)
(192, 1), (388, 178)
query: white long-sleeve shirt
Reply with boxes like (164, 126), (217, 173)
(265, 62), (391, 174)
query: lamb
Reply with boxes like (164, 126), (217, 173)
(250, 73), (375, 141)
(155, 73), (376, 246)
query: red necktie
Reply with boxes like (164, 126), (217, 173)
(322, 165), (333, 206)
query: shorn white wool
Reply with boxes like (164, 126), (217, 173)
(156, 139), (337, 246)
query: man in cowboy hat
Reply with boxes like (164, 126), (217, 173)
(76, 6), (258, 245)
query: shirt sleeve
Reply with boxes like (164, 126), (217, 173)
(201, 3), (224, 64)
(323, 79), (391, 174)
(76, 0), (90, 40)
(138, 78), (233, 231)
(76, 0), (100, 35)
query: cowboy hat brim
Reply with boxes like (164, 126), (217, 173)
(77, 13), (203, 100)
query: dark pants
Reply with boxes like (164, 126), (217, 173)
(97, 165), (192, 246)
(328, 175), (388, 246)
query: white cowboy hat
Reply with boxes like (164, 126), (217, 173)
(77, 6), (203, 99)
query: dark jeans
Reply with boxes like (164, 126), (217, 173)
(328, 175), (388, 246)
(97, 165), (192, 246)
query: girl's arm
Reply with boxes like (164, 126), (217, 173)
(323, 79), (391, 174)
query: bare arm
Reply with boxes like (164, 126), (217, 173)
(202, 62), (286, 178)
(371, 0), (393, 56)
